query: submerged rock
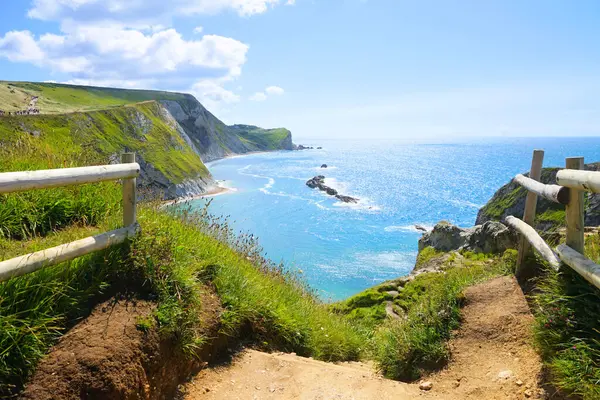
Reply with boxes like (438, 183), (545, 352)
(419, 221), (517, 254)
(305, 175), (359, 203)
(415, 224), (429, 232)
(321, 164), (328, 168)
(335, 194), (358, 204)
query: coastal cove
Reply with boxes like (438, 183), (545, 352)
(187, 137), (600, 300)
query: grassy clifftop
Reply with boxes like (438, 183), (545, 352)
(0, 81), (187, 114)
(0, 100), (208, 182)
(0, 80), (296, 198)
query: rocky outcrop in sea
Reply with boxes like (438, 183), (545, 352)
(306, 175), (358, 203)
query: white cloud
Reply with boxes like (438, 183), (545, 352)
(0, 1), (297, 112)
(0, 24), (248, 108)
(265, 85), (284, 95)
(191, 78), (240, 111)
(249, 92), (267, 101)
(0, 31), (44, 62)
(250, 85), (284, 101)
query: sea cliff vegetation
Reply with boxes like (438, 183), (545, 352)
(0, 83), (598, 399)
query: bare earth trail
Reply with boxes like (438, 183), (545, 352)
(183, 276), (547, 400)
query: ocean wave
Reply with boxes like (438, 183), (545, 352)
(314, 166), (338, 171)
(449, 199), (482, 209)
(258, 177), (275, 193)
(384, 224), (434, 233)
(273, 175), (310, 181)
(259, 189), (331, 210)
(319, 178), (380, 211)
(322, 177), (348, 193)
(332, 199), (381, 212)
(239, 165), (276, 192)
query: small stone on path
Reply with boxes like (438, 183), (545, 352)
(497, 370), (513, 380)
(419, 381), (433, 391)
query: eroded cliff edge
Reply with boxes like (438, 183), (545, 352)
(0, 82), (294, 200)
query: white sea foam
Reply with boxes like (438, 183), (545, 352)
(258, 188), (331, 210)
(449, 199), (482, 209)
(384, 224), (434, 233)
(259, 177), (275, 193)
(323, 177), (348, 193)
(239, 165), (276, 193)
(332, 199), (381, 212)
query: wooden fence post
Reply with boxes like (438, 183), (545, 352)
(516, 149), (544, 280)
(565, 157), (585, 254)
(121, 153), (137, 226)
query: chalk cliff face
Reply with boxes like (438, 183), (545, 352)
(160, 96), (293, 163)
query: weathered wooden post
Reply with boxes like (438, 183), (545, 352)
(516, 149), (544, 279)
(565, 157), (585, 254)
(121, 153), (137, 226)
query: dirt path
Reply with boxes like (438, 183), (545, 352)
(182, 350), (420, 399)
(184, 276), (547, 400)
(422, 276), (545, 399)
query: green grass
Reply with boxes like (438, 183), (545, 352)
(1, 81), (189, 114)
(0, 202), (364, 395)
(0, 100), (209, 185)
(332, 249), (518, 380)
(229, 125), (291, 150)
(531, 235), (600, 400)
(535, 209), (566, 227)
(478, 168), (565, 228)
(415, 246), (443, 268)
(372, 250), (516, 380)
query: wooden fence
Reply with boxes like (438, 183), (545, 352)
(506, 150), (600, 290)
(0, 153), (140, 282)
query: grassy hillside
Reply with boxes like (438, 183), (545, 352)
(0, 81), (295, 164)
(0, 100), (208, 183)
(230, 125), (292, 150)
(0, 81), (187, 114)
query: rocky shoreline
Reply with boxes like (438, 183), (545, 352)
(306, 175), (358, 203)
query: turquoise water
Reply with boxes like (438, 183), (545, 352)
(188, 137), (600, 301)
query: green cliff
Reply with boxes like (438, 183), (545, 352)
(0, 81), (294, 198)
(476, 163), (600, 231)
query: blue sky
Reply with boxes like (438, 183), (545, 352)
(1, 1), (600, 140)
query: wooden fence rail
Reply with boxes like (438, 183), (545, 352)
(504, 216), (561, 269)
(511, 150), (600, 291)
(0, 153), (139, 283)
(513, 174), (569, 205)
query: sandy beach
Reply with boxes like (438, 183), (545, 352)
(161, 183), (234, 207)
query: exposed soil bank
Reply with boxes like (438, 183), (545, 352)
(182, 277), (557, 400)
(22, 287), (225, 400)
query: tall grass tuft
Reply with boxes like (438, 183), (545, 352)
(531, 234), (600, 400)
(372, 250), (517, 380)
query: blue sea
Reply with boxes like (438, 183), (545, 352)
(188, 137), (600, 301)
